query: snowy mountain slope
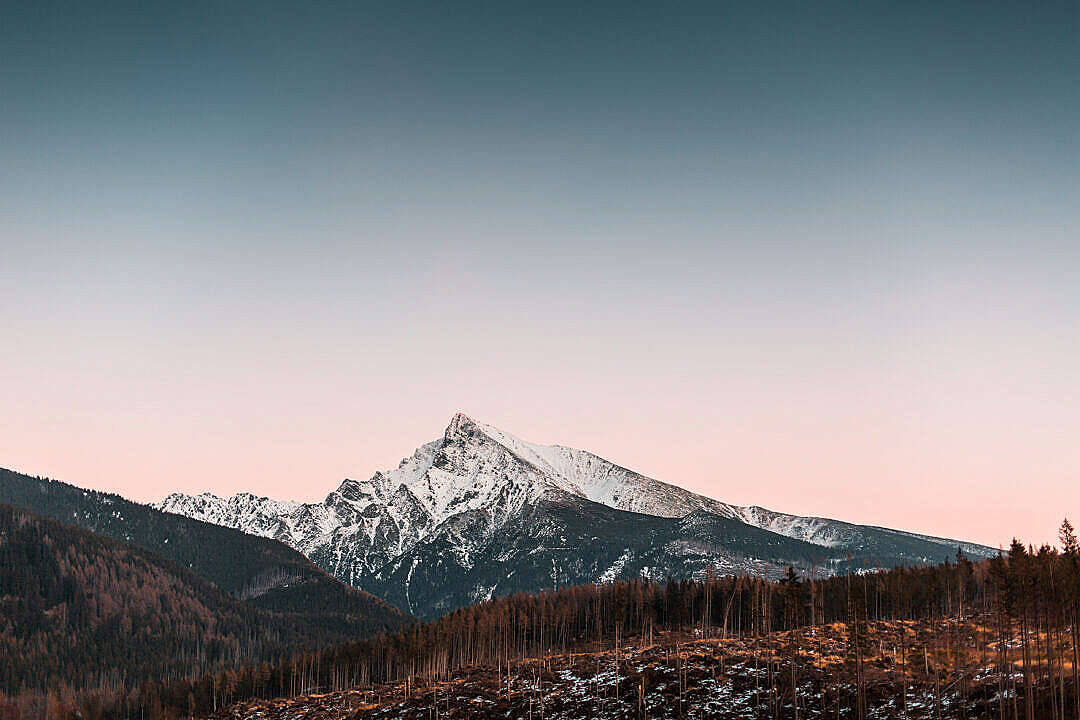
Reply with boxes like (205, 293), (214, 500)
(468, 420), (741, 519)
(729, 505), (995, 557)
(160, 415), (575, 591)
(463, 418), (994, 561)
(156, 413), (993, 617)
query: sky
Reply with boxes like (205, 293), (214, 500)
(1, 1), (1077, 549)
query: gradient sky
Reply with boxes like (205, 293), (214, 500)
(2, 1), (1077, 549)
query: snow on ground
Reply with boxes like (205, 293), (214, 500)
(211, 617), (1018, 720)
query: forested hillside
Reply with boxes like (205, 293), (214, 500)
(0, 504), (409, 700)
(0, 468), (408, 626)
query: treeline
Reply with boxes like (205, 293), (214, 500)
(7, 520), (1077, 720)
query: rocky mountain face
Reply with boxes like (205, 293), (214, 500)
(156, 413), (993, 618)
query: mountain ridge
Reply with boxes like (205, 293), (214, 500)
(156, 413), (994, 617)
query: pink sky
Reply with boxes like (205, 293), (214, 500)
(3, 258), (1077, 551)
(4, 0), (1079, 553)
(2, 0), (1079, 557)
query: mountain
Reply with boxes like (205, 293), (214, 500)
(157, 413), (993, 618)
(0, 467), (411, 635)
(0, 503), (403, 696)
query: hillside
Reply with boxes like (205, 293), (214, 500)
(0, 468), (409, 631)
(0, 504), (402, 696)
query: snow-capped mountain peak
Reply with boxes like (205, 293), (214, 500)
(155, 413), (993, 617)
(444, 416), (740, 520)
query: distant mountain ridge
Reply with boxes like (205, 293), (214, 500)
(0, 467), (411, 635)
(156, 414), (993, 618)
